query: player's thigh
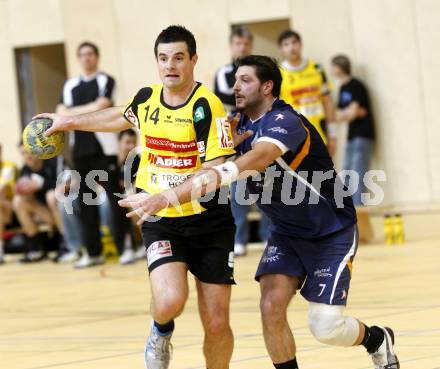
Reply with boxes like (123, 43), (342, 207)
(0, 198), (13, 222)
(186, 228), (235, 285)
(150, 261), (189, 307)
(255, 231), (306, 286)
(142, 219), (190, 305)
(12, 194), (34, 211)
(195, 278), (231, 329)
(300, 225), (358, 306)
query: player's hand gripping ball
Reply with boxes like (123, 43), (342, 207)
(22, 118), (65, 159)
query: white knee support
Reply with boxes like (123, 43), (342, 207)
(308, 302), (360, 346)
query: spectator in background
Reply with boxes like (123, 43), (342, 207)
(13, 143), (58, 262)
(53, 158), (83, 263)
(0, 144), (17, 264)
(214, 26), (269, 256)
(117, 129), (141, 264)
(57, 41), (125, 268)
(214, 26), (254, 114)
(331, 54), (375, 206)
(278, 30), (337, 155)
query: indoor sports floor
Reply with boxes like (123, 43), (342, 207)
(1, 216), (440, 369)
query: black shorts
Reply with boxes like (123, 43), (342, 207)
(141, 209), (236, 284)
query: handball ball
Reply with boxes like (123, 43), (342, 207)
(22, 118), (65, 160)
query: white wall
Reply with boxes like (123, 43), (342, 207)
(291, 0), (440, 205)
(1, 0), (439, 205)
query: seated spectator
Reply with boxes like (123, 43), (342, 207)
(117, 129), (142, 263)
(0, 144), (17, 264)
(13, 143), (58, 262)
(330, 55), (375, 206)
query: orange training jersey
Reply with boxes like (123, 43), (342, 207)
(123, 82), (235, 217)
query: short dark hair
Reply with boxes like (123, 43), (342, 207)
(331, 54), (351, 75)
(236, 55), (282, 97)
(278, 30), (301, 45)
(77, 41), (99, 57)
(119, 129), (137, 140)
(230, 26), (253, 43)
(154, 25), (197, 58)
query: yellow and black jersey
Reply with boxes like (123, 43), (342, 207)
(279, 59), (330, 143)
(0, 161), (17, 199)
(123, 82), (235, 217)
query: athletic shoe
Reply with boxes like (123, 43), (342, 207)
(74, 254), (104, 269)
(144, 322), (173, 369)
(119, 249), (135, 265)
(370, 326), (400, 369)
(57, 251), (80, 263)
(135, 247), (147, 260)
(234, 243), (247, 256)
(19, 251), (47, 263)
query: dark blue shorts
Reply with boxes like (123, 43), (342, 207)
(255, 225), (358, 306)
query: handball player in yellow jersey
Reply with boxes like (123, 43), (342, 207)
(278, 30), (337, 154)
(36, 25), (251, 369)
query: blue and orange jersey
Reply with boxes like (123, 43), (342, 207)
(237, 99), (356, 238)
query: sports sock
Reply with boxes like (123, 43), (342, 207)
(274, 358), (299, 369)
(154, 320), (175, 335)
(361, 325), (385, 353)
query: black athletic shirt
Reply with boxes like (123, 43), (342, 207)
(60, 72), (118, 159)
(19, 159), (57, 199)
(338, 77), (375, 141)
(214, 61), (237, 111)
(119, 154), (140, 190)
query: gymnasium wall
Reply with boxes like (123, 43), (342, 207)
(0, 0), (439, 205)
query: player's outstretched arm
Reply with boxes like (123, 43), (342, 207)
(119, 142), (282, 224)
(34, 106), (133, 136)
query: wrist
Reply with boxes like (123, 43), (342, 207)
(212, 161), (239, 186)
(65, 116), (77, 130)
(158, 192), (172, 208)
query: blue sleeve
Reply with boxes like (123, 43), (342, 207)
(256, 112), (307, 154)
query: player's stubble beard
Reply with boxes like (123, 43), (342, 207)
(240, 87), (267, 118)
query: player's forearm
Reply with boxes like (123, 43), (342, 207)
(163, 144), (280, 207)
(162, 158), (228, 207)
(323, 95), (336, 122)
(66, 107), (131, 132)
(234, 150), (273, 175)
(65, 97), (113, 116)
(162, 175), (198, 207)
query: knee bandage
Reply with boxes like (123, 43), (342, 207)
(308, 302), (360, 346)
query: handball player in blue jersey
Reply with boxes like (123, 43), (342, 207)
(120, 55), (399, 369)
